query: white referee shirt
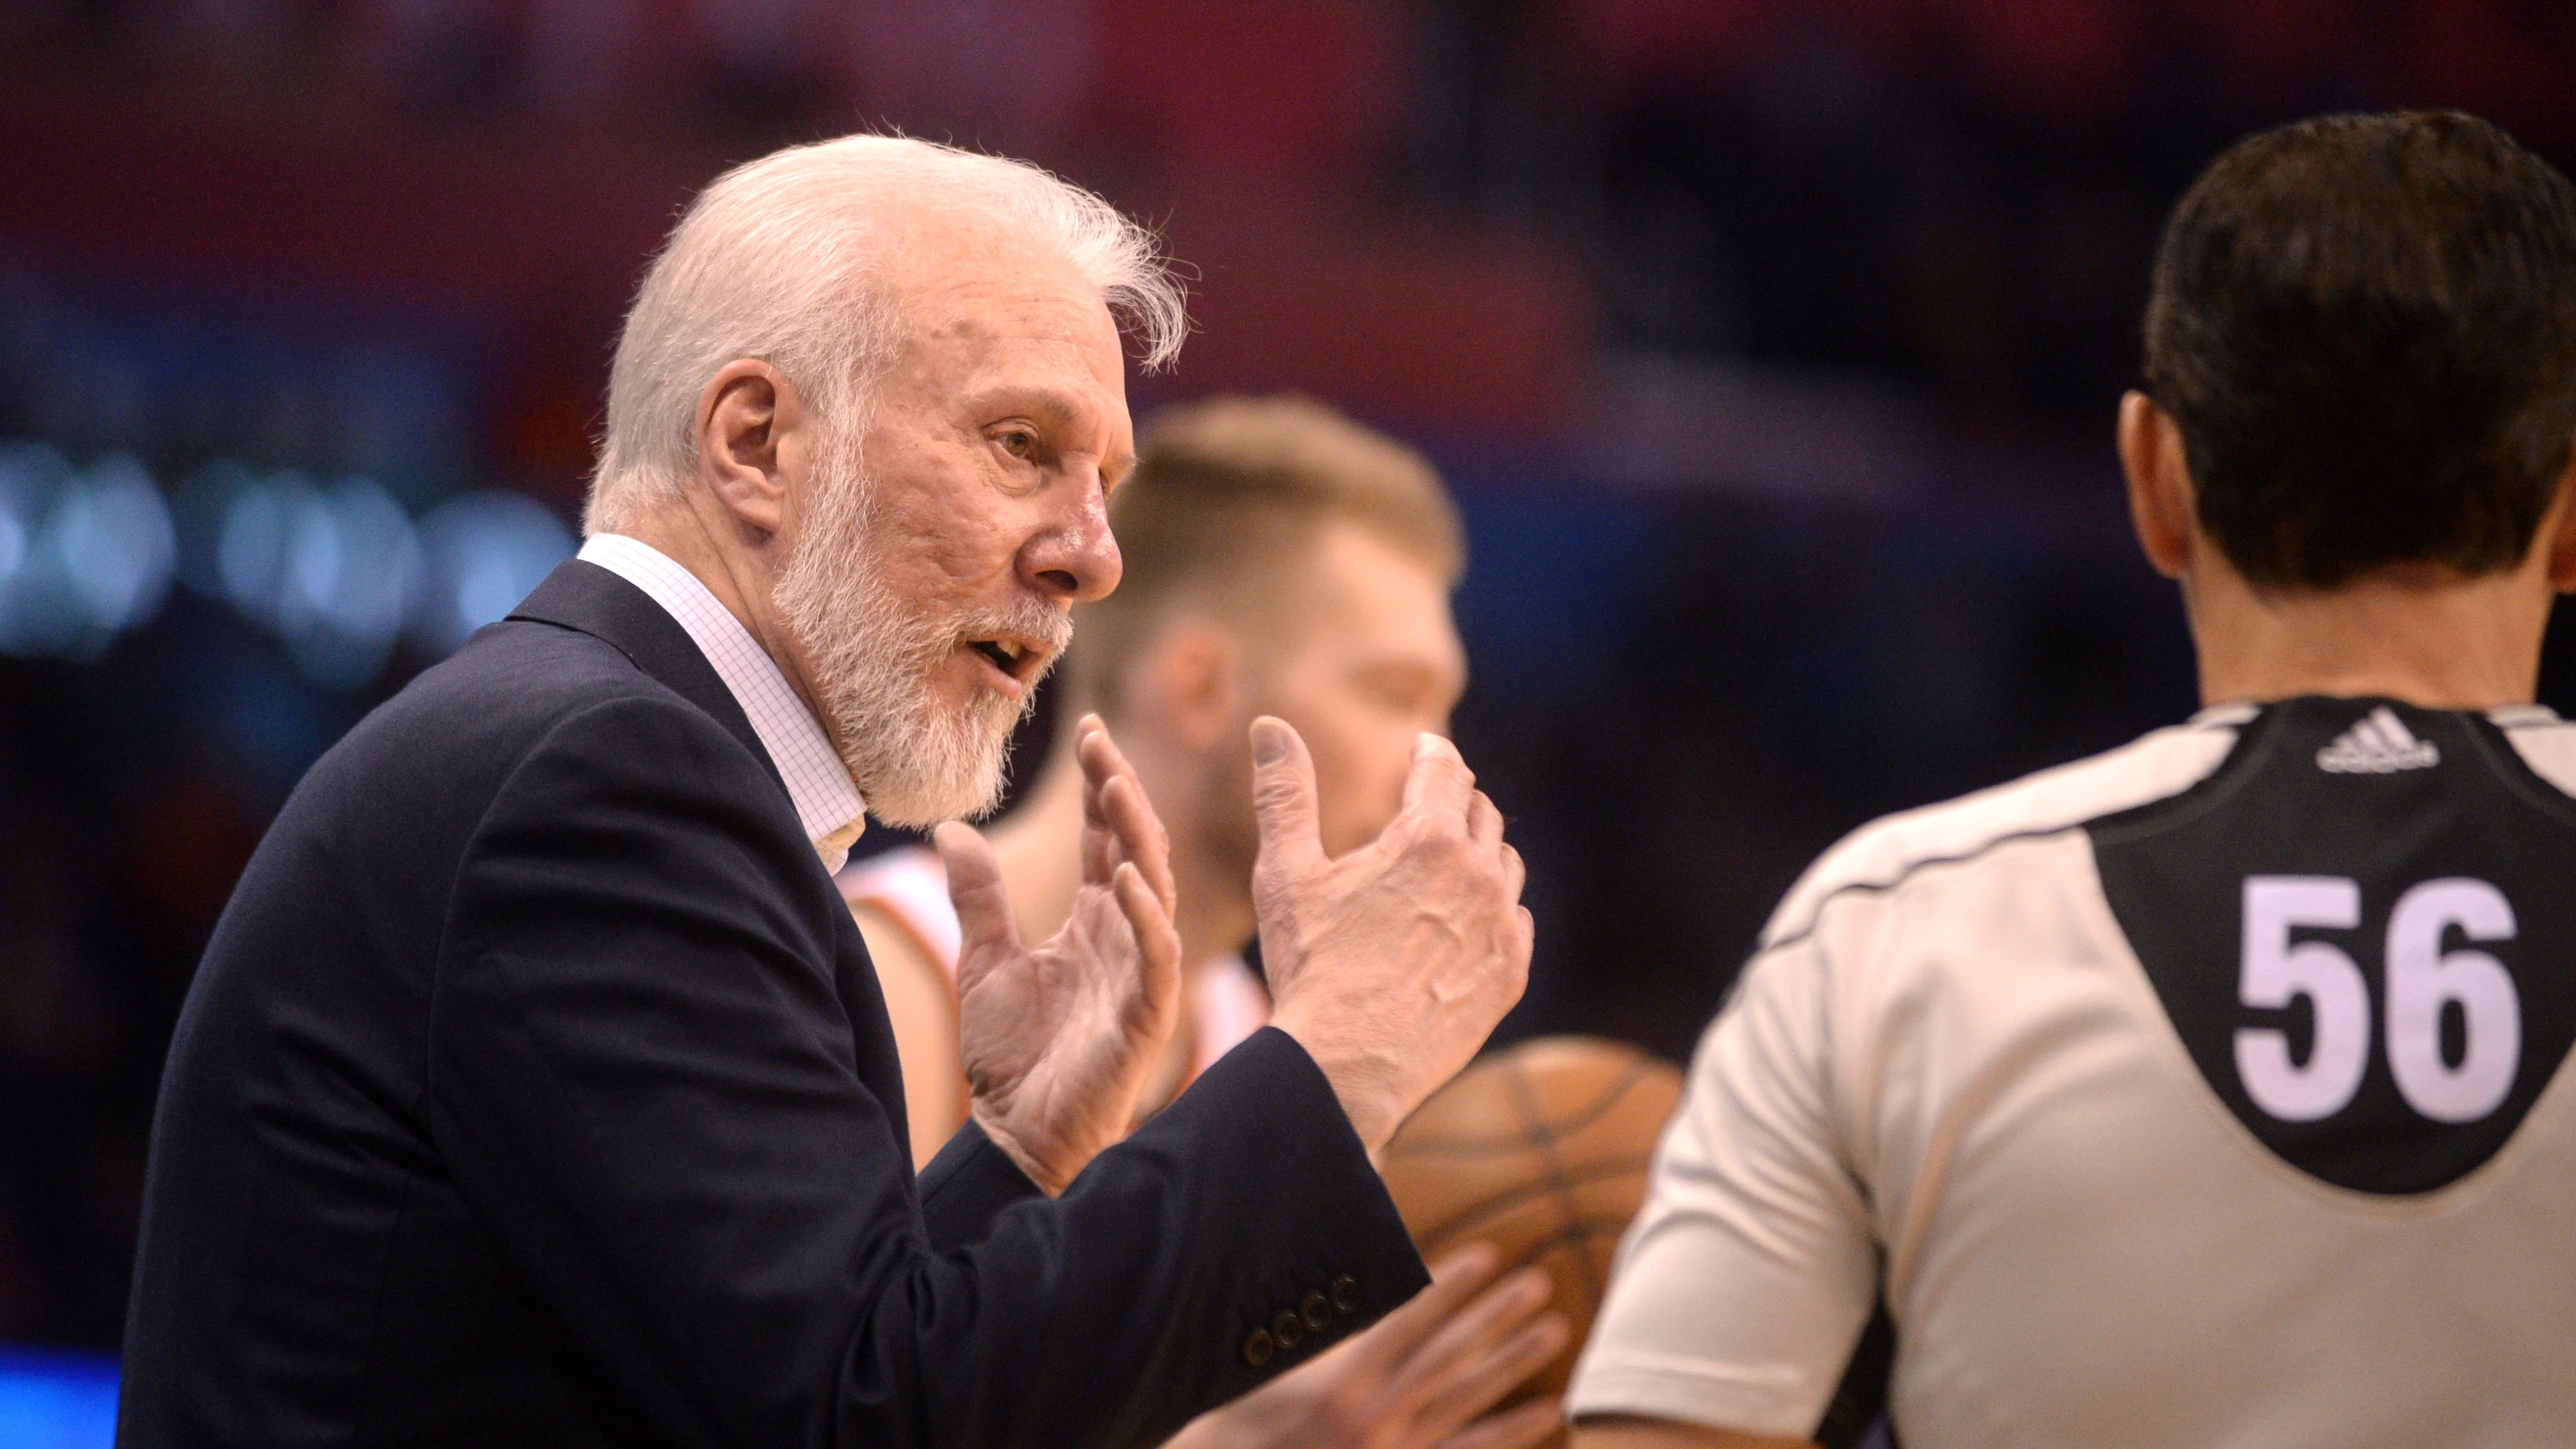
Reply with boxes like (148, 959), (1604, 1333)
(1571, 697), (2576, 1448)
(576, 533), (867, 872)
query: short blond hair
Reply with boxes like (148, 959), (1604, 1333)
(1073, 395), (1465, 715)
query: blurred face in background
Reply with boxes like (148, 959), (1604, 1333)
(775, 232), (1130, 827)
(1204, 521), (1468, 872)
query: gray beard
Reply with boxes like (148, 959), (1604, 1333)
(773, 447), (1068, 828)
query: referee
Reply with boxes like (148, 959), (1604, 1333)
(1569, 111), (2576, 1449)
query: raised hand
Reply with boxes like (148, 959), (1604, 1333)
(1163, 1244), (1570, 1449)
(1252, 718), (1534, 1154)
(939, 715), (1182, 1195)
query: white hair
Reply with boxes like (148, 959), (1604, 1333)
(584, 134), (1186, 534)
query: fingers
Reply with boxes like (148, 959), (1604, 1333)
(1468, 789), (1504, 854)
(1431, 1241), (1505, 1286)
(1434, 1396), (1566, 1449)
(1399, 732), (1477, 826)
(1111, 859), (1181, 1014)
(1474, 794), (1529, 963)
(1401, 1258), (1556, 1392)
(1078, 718), (1178, 913)
(1100, 772), (1176, 915)
(1411, 1300), (1571, 1442)
(1334, 1242), (1506, 1368)
(935, 821), (1019, 985)
(1249, 716), (1326, 879)
(1074, 715), (1117, 884)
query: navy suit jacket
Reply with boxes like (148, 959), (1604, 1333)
(117, 559), (1428, 1448)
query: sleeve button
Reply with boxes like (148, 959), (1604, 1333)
(1330, 1275), (1361, 1314)
(1241, 1328), (1275, 1367)
(1301, 1291), (1332, 1331)
(1272, 1309), (1304, 1349)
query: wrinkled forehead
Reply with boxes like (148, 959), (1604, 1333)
(855, 217), (1128, 459)
(878, 211), (1125, 378)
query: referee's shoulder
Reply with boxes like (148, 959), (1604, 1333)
(2492, 703), (2576, 795)
(1758, 709), (2253, 953)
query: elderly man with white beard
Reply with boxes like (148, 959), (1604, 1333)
(115, 136), (1535, 1449)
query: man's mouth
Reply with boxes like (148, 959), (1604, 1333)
(965, 636), (1046, 687)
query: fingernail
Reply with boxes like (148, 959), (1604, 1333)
(1252, 719), (1287, 765)
(1414, 732), (1438, 762)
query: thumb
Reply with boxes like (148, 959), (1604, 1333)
(1249, 716), (1325, 880)
(934, 821), (1019, 989)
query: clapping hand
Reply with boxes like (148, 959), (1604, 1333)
(1253, 718), (1534, 1153)
(938, 715), (1182, 1195)
(1163, 1244), (1570, 1449)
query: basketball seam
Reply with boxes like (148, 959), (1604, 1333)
(1502, 1056), (1608, 1309)
(1409, 1157), (1661, 1248)
(1382, 1054), (1661, 1159)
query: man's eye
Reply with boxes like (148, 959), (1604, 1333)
(997, 430), (1037, 459)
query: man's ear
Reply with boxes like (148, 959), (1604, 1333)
(694, 360), (808, 539)
(2545, 448), (2576, 594)
(2119, 390), (2196, 580)
(1137, 620), (1241, 754)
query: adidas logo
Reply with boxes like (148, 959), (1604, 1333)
(2316, 706), (2440, 774)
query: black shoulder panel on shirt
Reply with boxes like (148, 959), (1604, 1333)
(2087, 698), (2576, 1195)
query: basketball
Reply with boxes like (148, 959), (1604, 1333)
(1378, 1036), (1687, 1427)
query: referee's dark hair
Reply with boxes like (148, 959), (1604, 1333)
(2143, 110), (2576, 591)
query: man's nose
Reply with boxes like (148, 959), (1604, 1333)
(1019, 482), (1122, 604)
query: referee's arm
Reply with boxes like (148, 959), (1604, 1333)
(1565, 933), (1879, 1449)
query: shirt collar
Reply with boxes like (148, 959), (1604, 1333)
(2195, 697), (2565, 730)
(576, 533), (867, 872)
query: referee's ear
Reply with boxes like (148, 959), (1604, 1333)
(2544, 442), (2576, 594)
(2119, 390), (2195, 582)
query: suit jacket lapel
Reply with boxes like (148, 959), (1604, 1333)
(507, 559), (791, 801)
(505, 559), (913, 1157)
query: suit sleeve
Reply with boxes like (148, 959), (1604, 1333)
(1564, 935), (1880, 1441)
(427, 695), (1427, 1449)
(916, 1119), (1045, 1255)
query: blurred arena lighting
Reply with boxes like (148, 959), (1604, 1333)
(197, 470), (419, 688)
(168, 458), (575, 689)
(410, 490), (579, 658)
(0, 1346), (116, 1449)
(0, 439), (580, 688)
(0, 442), (176, 662)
